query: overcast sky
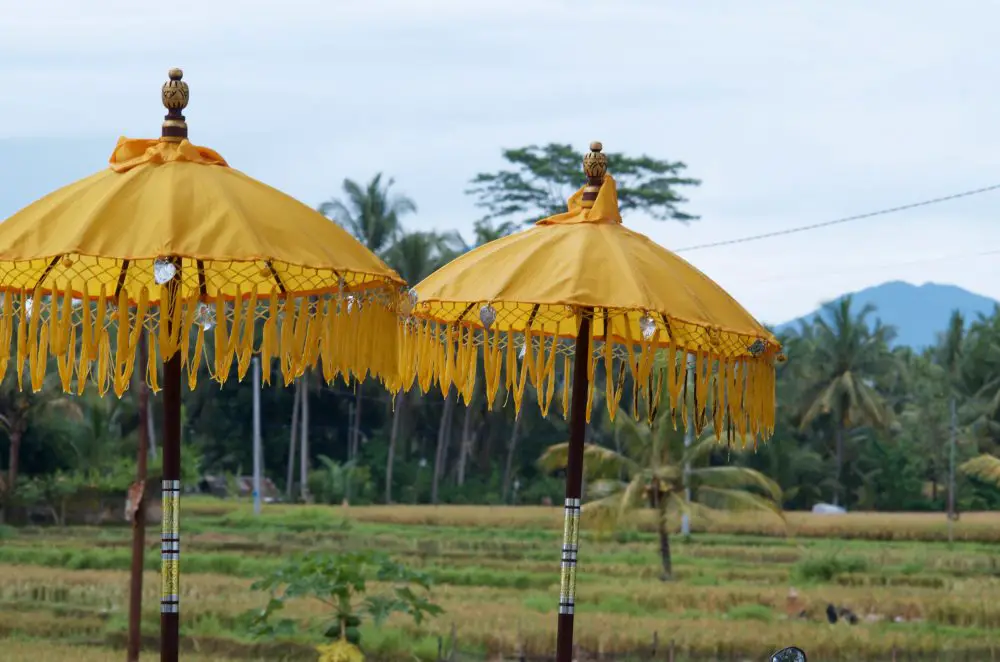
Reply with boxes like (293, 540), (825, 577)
(2, 0), (999, 324)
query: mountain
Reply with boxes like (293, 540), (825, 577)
(774, 281), (1000, 349)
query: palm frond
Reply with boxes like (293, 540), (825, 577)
(689, 465), (783, 502)
(959, 454), (1000, 488)
(694, 485), (786, 522)
(538, 442), (637, 479)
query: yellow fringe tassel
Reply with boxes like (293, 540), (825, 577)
(397, 313), (778, 446)
(1, 288), (400, 399)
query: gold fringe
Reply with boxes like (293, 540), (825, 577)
(2, 288), (400, 398)
(398, 315), (778, 446)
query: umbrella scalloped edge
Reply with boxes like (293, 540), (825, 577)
(396, 304), (779, 448)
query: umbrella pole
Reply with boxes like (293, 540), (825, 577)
(160, 351), (182, 662)
(158, 70), (188, 662)
(556, 308), (593, 662)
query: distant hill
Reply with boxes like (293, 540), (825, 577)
(774, 281), (1000, 349)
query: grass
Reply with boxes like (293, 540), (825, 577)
(2, 499), (1000, 660)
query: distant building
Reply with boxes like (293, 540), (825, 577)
(198, 474), (281, 502)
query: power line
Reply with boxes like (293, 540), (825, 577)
(673, 183), (1000, 253)
(754, 247), (1000, 285)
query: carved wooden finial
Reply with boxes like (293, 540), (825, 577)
(161, 68), (190, 141)
(581, 141), (607, 208)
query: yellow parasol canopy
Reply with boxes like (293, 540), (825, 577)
(0, 68), (407, 662)
(0, 69), (404, 397)
(402, 142), (783, 445)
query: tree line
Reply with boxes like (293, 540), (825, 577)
(1, 143), (999, 518)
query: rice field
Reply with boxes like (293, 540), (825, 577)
(1, 500), (999, 661)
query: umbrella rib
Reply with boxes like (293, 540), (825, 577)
(456, 301), (477, 324)
(526, 304), (540, 329)
(658, 313), (675, 345)
(114, 260), (130, 299)
(34, 255), (62, 293)
(263, 261), (287, 295)
(195, 260), (208, 297)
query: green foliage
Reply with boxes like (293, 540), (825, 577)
(318, 174), (417, 256)
(467, 143), (701, 226)
(247, 550), (443, 646)
(794, 553), (869, 582)
(308, 456), (373, 505)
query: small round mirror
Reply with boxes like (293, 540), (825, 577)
(770, 647), (807, 662)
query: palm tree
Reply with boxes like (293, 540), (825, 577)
(319, 173), (417, 256)
(936, 310), (965, 528)
(444, 219), (518, 490)
(797, 296), (895, 507)
(959, 453), (1000, 487)
(383, 231), (454, 503)
(0, 373), (80, 522)
(538, 384), (783, 580)
(319, 174), (418, 476)
(469, 219), (519, 247)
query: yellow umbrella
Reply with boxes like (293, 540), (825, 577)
(0, 69), (403, 662)
(401, 142), (783, 662)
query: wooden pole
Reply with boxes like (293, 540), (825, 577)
(126, 333), (151, 662)
(160, 334), (182, 662)
(555, 307), (592, 662)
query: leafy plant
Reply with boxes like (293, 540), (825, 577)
(247, 550), (443, 647)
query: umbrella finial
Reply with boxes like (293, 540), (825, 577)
(581, 141), (607, 208)
(161, 68), (190, 142)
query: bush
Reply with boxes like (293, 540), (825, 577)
(794, 554), (869, 582)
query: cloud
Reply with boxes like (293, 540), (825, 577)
(2, 0), (999, 323)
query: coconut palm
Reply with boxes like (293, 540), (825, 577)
(318, 173), (417, 256)
(384, 231), (456, 504)
(538, 380), (784, 580)
(797, 296), (896, 506)
(319, 174), (418, 475)
(935, 311), (965, 522)
(959, 453), (1000, 488)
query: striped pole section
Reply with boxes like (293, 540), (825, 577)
(160, 479), (180, 615)
(558, 497), (581, 615)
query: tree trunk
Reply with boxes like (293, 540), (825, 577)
(352, 381), (364, 460)
(385, 392), (404, 504)
(147, 391), (158, 461)
(948, 395), (958, 541)
(657, 509), (673, 581)
(502, 412), (522, 502)
(286, 380), (301, 500)
(650, 478), (672, 580)
(834, 424), (844, 507)
(456, 390), (478, 486)
(126, 333), (151, 662)
(7, 428), (23, 500)
(299, 371), (311, 503)
(431, 387), (456, 504)
(478, 411), (497, 475)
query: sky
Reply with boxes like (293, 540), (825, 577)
(2, 0), (1000, 325)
